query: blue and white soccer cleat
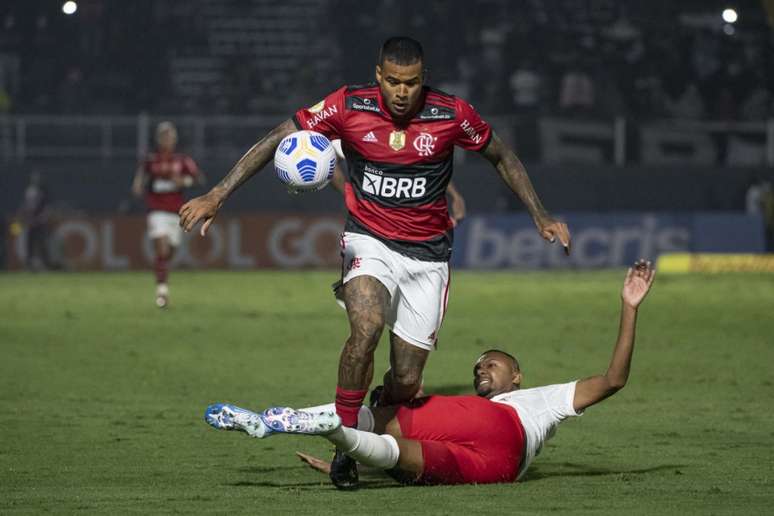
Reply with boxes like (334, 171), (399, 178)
(204, 403), (270, 438)
(204, 404), (341, 438)
(260, 407), (341, 436)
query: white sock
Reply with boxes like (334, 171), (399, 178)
(323, 426), (400, 470)
(301, 403), (374, 432)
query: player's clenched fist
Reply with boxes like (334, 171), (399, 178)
(179, 190), (223, 236)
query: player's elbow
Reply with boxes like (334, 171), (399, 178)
(606, 376), (627, 392)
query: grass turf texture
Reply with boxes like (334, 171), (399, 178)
(1, 270), (773, 514)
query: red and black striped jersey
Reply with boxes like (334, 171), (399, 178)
(142, 152), (199, 213)
(293, 83), (492, 261)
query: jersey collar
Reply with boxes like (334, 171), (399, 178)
(375, 86), (429, 126)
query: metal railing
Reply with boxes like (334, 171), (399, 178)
(0, 113), (287, 163)
(1, 113), (773, 167)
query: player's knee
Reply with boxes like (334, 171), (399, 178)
(349, 317), (385, 347)
(390, 366), (422, 392)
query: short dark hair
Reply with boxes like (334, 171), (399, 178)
(477, 349), (520, 371)
(379, 37), (424, 66)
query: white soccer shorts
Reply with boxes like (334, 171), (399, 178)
(147, 211), (183, 247)
(338, 231), (450, 351)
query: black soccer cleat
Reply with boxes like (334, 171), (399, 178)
(369, 385), (384, 408)
(329, 448), (359, 490)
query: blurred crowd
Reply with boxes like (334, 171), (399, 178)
(0, 0), (773, 120)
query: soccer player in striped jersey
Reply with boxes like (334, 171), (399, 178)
(181, 37), (569, 489)
(132, 122), (205, 307)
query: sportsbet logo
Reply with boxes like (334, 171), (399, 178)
(362, 171), (427, 199)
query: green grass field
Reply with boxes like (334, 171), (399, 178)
(1, 270), (773, 514)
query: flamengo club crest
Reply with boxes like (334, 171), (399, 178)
(389, 130), (406, 151)
(413, 132), (437, 157)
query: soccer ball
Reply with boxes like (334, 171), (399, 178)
(274, 130), (337, 193)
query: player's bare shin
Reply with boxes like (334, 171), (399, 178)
(482, 133), (571, 253)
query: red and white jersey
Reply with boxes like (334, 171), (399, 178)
(491, 381), (583, 480)
(142, 152), (199, 213)
(293, 84), (492, 261)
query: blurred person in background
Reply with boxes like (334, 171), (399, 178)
(746, 177), (774, 251)
(132, 121), (205, 308)
(558, 63), (595, 114)
(0, 64), (12, 114)
(0, 85), (11, 113)
(508, 58), (542, 114)
(17, 171), (53, 270)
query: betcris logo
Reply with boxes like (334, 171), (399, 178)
(455, 214), (693, 269)
(361, 165), (427, 199)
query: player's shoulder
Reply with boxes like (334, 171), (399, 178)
(143, 152), (160, 166)
(424, 86), (457, 105)
(428, 87), (481, 114)
(345, 82), (379, 95)
(520, 381), (579, 407)
(413, 86), (459, 122)
(497, 383), (569, 400)
(343, 82), (381, 114)
(175, 153), (199, 169)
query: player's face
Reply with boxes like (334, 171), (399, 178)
(473, 352), (521, 398)
(375, 59), (424, 120)
(157, 130), (177, 152)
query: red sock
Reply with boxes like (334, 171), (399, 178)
(154, 255), (168, 284)
(335, 386), (367, 428)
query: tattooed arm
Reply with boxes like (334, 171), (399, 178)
(179, 119), (296, 235)
(481, 132), (571, 254)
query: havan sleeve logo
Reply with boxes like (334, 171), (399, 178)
(459, 119), (483, 144)
(306, 105), (338, 129)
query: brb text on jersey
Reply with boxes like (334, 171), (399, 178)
(293, 84), (492, 261)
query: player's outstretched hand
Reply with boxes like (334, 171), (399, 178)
(179, 190), (223, 236)
(296, 451), (331, 475)
(538, 218), (571, 255)
(621, 259), (656, 309)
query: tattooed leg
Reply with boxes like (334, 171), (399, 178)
(338, 276), (390, 390)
